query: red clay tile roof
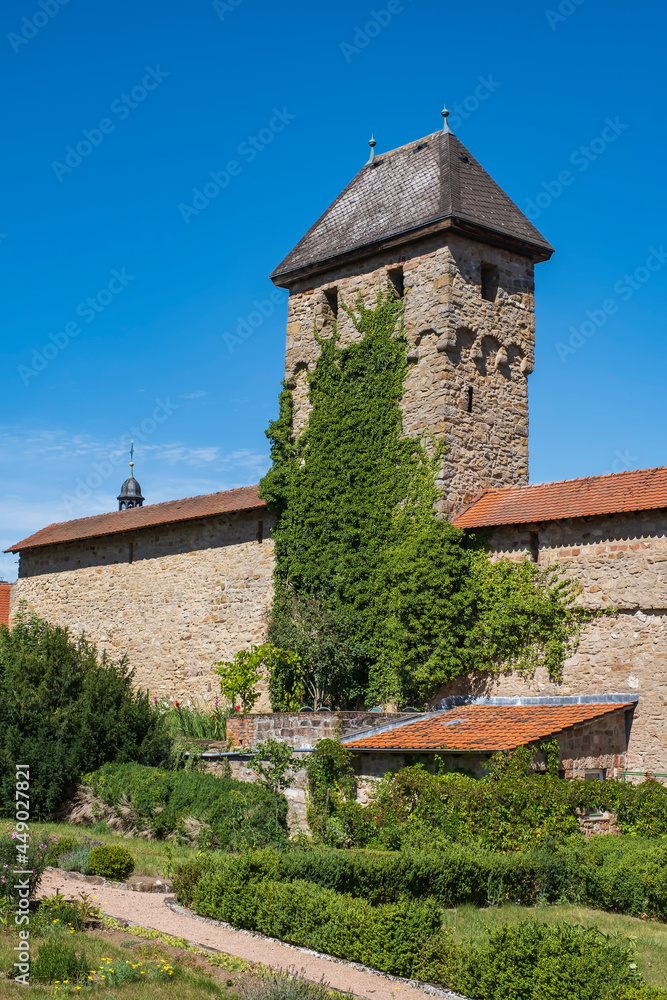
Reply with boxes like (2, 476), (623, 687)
(343, 703), (633, 752)
(0, 582), (11, 628)
(4, 485), (266, 553)
(452, 466), (667, 529)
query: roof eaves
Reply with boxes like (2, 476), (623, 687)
(271, 215), (553, 288)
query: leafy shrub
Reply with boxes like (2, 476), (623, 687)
(58, 847), (92, 874)
(45, 836), (78, 866)
(31, 938), (89, 984)
(87, 761), (287, 847)
(36, 897), (85, 932)
(570, 836), (667, 918)
(361, 766), (667, 852)
(191, 863), (453, 979)
(0, 609), (171, 817)
(456, 920), (640, 1000)
(0, 829), (50, 903)
(87, 844), (135, 881)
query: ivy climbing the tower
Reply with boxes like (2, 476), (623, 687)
(260, 290), (591, 710)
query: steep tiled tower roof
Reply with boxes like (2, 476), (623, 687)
(271, 130), (554, 286)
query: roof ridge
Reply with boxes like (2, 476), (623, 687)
(453, 466), (667, 530)
(17, 483), (263, 534)
(5, 484), (265, 554)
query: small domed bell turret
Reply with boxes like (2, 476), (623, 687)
(117, 443), (145, 510)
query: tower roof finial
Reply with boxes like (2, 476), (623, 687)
(129, 440), (135, 478)
(366, 134), (377, 166)
(441, 102), (451, 135)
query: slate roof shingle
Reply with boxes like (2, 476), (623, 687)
(343, 703), (633, 752)
(4, 485), (267, 553)
(271, 131), (554, 284)
(453, 466), (667, 529)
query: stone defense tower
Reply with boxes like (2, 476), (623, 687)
(270, 118), (554, 515)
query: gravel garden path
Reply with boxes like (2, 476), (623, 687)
(37, 869), (468, 1000)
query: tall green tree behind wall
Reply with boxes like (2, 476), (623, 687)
(260, 291), (587, 709)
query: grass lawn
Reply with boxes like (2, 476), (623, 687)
(444, 903), (667, 988)
(17, 821), (200, 878)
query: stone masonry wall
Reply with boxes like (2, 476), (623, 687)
(434, 511), (667, 773)
(283, 232), (535, 514)
(11, 511), (275, 708)
(226, 710), (414, 749)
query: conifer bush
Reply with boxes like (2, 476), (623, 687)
(0, 608), (170, 817)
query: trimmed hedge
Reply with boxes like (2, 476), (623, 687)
(87, 762), (287, 848)
(88, 844), (135, 881)
(174, 838), (667, 920)
(174, 851), (646, 997)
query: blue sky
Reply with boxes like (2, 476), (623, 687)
(1, 0), (665, 581)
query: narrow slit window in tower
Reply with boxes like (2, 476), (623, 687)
(481, 263), (499, 302)
(324, 288), (338, 318)
(388, 266), (404, 298)
(128, 542), (134, 564)
(466, 386), (473, 413)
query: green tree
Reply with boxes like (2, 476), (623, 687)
(216, 643), (303, 712)
(267, 592), (364, 710)
(304, 738), (357, 841)
(246, 738), (297, 830)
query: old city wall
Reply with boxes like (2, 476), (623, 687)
(434, 511), (667, 773)
(283, 233), (535, 514)
(10, 511), (275, 708)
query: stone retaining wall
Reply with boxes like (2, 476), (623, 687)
(226, 710), (413, 749)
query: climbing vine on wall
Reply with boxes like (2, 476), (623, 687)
(260, 290), (591, 709)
